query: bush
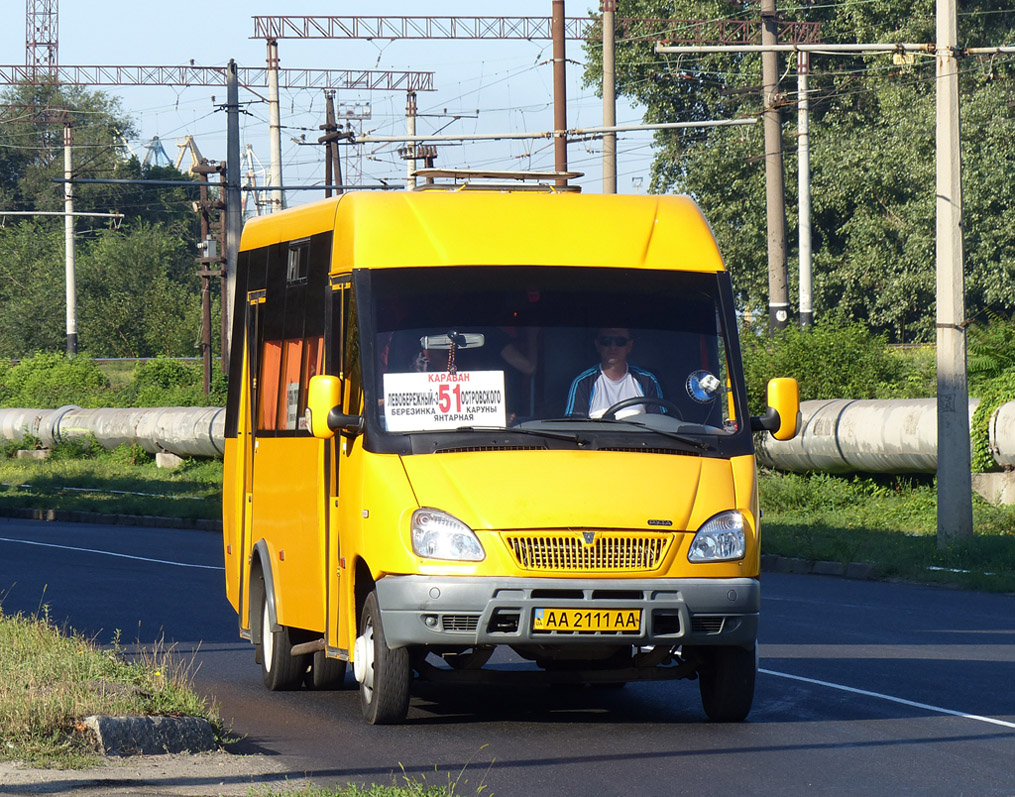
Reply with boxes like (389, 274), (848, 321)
(114, 357), (219, 407)
(740, 314), (933, 414)
(0, 352), (110, 408)
(970, 369), (1015, 472)
(48, 435), (105, 461)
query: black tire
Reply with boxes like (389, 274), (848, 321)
(355, 591), (410, 724)
(305, 649), (348, 690)
(697, 644), (757, 722)
(260, 592), (308, 691)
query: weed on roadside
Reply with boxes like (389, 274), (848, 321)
(248, 751), (495, 797)
(0, 607), (224, 768)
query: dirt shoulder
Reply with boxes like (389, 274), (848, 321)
(0, 751), (295, 796)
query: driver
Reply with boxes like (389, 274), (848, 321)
(565, 327), (664, 419)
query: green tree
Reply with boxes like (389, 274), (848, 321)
(0, 221), (66, 355)
(77, 223), (203, 358)
(0, 81), (208, 360)
(0, 81), (136, 214)
(583, 1), (1015, 341)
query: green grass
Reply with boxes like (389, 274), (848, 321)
(0, 608), (224, 768)
(249, 757), (493, 796)
(0, 440), (221, 521)
(759, 469), (1015, 592)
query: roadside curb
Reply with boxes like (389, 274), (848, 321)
(0, 505), (222, 533)
(84, 714), (218, 757)
(761, 554), (877, 581)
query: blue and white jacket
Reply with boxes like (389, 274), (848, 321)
(564, 365), (663, 418)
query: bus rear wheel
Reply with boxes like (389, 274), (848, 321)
(305, 649), (348, 690)
(260, 593), (308, 691)
(354, 591), (410, 724)
(695, 644), (756, 723)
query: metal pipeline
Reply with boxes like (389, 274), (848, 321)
(2, 398), (1014, 471)
(0, 406), (225, 458)
(755, 398), (982, 473)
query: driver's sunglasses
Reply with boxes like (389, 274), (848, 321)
(597, 336), (630, 347)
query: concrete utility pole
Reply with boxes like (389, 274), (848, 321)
(321, 91), (343, 197)
(406, 90), (418, 191)
(225, 59), (241, 369)
(62, 120), (77, 354)
(601, 0), (617, 194)
(761, 0), (789, 333)
(194, 166), (216, 394)
(935, 0), (973, 544)
(797, 51), (813, 327)
(552, 0), (568, 187)
(266, 40), (284, 212)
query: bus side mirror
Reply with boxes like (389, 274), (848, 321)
(306, 375), (363, 439)
(750, 377), (800, 441)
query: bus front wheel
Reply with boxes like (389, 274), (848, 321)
(260, 593), (308, 691)
(354, 591), (410, 724)
(695, 644), (756, 722)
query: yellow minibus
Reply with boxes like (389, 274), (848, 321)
(222, 189), (798, 724)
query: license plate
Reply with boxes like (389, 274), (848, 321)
(532, 608), (641, 633)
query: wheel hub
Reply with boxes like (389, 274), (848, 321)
(354, 627), (374, 693)
(262, 601), (274, 672)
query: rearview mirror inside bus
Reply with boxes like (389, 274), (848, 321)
(418, 331), (486, 350)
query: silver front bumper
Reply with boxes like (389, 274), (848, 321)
(375, 575), (759, 649)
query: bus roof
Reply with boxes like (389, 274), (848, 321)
(239, 191), (725, 274)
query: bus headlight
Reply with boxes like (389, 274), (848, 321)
(688, 510), (746, 562)
(411, 509), (485, 562)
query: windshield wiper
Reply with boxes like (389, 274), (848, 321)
(609, 420), (710, 450)
(521, 418), (710, 451)
(553, 417), (710, 451)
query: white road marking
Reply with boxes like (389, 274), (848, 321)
(761, 667), (1015, 729)
(0, 536), (224, 571)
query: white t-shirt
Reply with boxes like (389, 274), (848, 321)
(588, 369), (646, 419)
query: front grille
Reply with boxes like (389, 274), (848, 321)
(690, 615), (726, 634)
(503, 531), (672, 572)
(441, 614), (479, 632)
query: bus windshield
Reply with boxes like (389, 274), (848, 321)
(365, 265), (745, 443)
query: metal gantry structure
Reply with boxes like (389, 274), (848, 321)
(0, 64), (433, 93)
(251, 15), (821, 44)
(25, 0), (58, 79)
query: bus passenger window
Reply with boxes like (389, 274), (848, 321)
(259, 341), (282, 431)
(278, 339), (304, 430)
(300, 336), (324, 429)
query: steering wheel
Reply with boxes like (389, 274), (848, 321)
(601, 396), (684, 420)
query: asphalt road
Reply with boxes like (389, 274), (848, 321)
(1, 516), (1013, 796)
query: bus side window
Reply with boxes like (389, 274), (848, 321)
(257, 235), (329, 433)
(259, 340), (282, 431)
(343, 285), (362, 414)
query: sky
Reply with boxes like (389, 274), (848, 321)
(4, 1), (660, 205)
